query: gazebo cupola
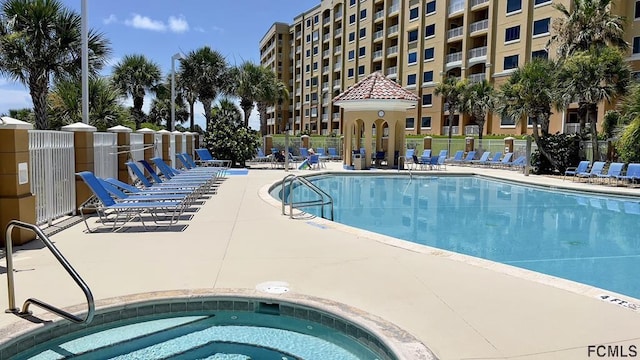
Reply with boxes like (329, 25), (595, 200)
(333, 72), (419, 169)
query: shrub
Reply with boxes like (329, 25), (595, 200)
(531, 133), (581, 174)
(617, 117), (640, 163)
(203, 117), (261, 167)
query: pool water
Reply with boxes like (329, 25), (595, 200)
(275, 175), (640, 299)
(13, 311), (382, 360)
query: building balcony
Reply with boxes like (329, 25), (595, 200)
(323, 17), (330, 25)
(447, 27), (464, 40)
(323, 66), (330, 73)
(373, 29), (384, 41)
(442, 126), (460, 135)
(374, 10), (384, 21)
(295, 116), (301, 124)
(468, 46), (487, 60)
(335, 28), (342, 36)
(468, 73), (486, 83)
(296, 60), (301, 67)
(296, 45), (302, 53)
(295, 88), (301, 95)
(387, 25), (399, 36)
(322, 82), (329, 90)
(334, 45), (342, 54)
(334, 61), (342, 69)
(373, 49), (383, 59)
(465, 125), (479, 135)
(386, 66), (398, 77)
(469, 19), (488, 33)
(388, 4), (399, 15)
(470, 0), (489, 8)
(333, 112), (340, 119)
(323, 33), (331, 42)
(565, 123), (581, 134)
(387, 45), (398, 56)
(335, 10), (343, 19)
(323, 49), (330, 58)
(295, 31), (301, 38)
(446, 51), (463, 66)
(448, 1), (465, 16)
(322, 114), (329, 122)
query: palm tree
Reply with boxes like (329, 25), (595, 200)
(434, 76), (467, 156)
(234, 62), (263, 127)
(462, 80), (495, 151)
(175, 71), (199, 132)
(48, 77), (127, 131)
(148, 79), (188, 128)
(556, 47), (631, 160)
(549, 0), (628, 59)
(179, 46), (231, 132)
(255, 68), (289, 136)
(111, 54), (162, 129)
(0, 0), (111, 129)
(495, 59), (559, 167)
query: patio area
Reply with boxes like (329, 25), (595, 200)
(1, 162), (639, 359)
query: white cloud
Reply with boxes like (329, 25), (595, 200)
(211, 25), (224, 33)
(103, 14), (118, 25)
(168, 16), (189, 33)
(125, 14), (166, 32)
(193, 26), (206, 33)
(123, 14), (191, 34)
(0, 87), (33, 114)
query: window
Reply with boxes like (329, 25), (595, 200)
(349, 0), (356, 6)
(349, 14), (356, 24)
(532, 18), (550, 36)
(358, 65), (365, 75)
(360, 9), (367, 19)
(311, 107), (317, 117)
(348, 68), (354, 77)
(359, 46), (366, 57)
(305, 94), (310, 102)
(305, 79), (310, 87)
(421, 117), (432, 128)
(636, 1), (640, 19)
(313, 46), (318, 55)
(348, 50), (355, 60)
(506, 0), (521, 13)
(306, 49), (311, 57)
(305, 64), (310, 72)
(409, 7), (419, 20)
(314, 15), (319, 23)
(505, 25), (520, 42)
(503, 54), (519, 70)
(313, 62), (318, 70)
(408, 29), (418, 42)
(423, 71), (433, 83)
(348, 32), (355, 42)
(534, 0), (551, 5)
(425, 24), (435, 38)
(422, 94), (432, 106)
(306, 19), (311, 27)
(359, 28), (366, 38)
(312, 30), (319, 41)
(306, 34), (311, 43)
(408, 52), (417, 64)
(531, 49), (548, 60)
(634, 37), (640, 54)
(407, 74), (417, 85)
(424, 47), (434, 60)
(500, 116), (516, 126)
(311, 77), (318, 86)
(426, 1), (436, 14)
(406, 117), (415, 129)
(305, 109), (310, 117)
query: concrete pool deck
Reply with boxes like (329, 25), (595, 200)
(1, 161), (640, 359)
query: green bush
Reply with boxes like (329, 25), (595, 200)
(531, 133), (581, 174)
(204, 119), (261, 168)
(617, 117), (640, 163)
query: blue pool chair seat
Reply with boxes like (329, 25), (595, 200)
(576, 161), (606, 182)
(470, 151), (491, 165)
(448, 150), (465, 164)
(564, 160), (590, 181)
(615, 163), (640, 186)
(595, 162), (625, 184)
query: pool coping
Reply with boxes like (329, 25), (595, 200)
(0, 289), (436, 360)
(262, 170), (640, 314)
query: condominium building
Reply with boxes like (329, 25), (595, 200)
(259, 0), (640, 137)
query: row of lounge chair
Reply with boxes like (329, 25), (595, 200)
(564, 161), (640, 185)
(77, 152), (227, 232)
(404, 149), (526, 170)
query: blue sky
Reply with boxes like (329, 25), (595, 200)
(0, 0), (319, 129)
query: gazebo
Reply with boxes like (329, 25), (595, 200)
(333, 72), (419, 169)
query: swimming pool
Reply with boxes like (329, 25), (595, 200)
(273, 174), (640, 300)
(1, 293), (434, 360)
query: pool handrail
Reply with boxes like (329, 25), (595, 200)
(280, 174), (334, 221)
(4, 220), (95, 324)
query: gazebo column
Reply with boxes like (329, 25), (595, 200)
(344, 121), (353, 167)
(363, 119), (374, 168)
(387, 122), (396, 168)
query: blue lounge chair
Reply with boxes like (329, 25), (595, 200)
(595, 162), (625, 184)
(420, 149), (432, 163)
(404, 149), (415, 169)
(576, 161), (605, 182)
(563, 160), (590, 181)
(615, 163), (640, 186)
(98, 178), (190, 203)
(488, 152), (511, 167)
(327, 147), (341, 160)
(481, 152), (502, 166)
(252, 148), (270, 163)
(126, 161), (202, 192)
(461, 151), (477, 165)
(448, 150), (465, 164)
(438, 150), (448, 158)
(195, 148), (232, 168)
(412, 154), (429, 170)
(505, 155), (526, 169)
(76, 171), (185, 232)
(103, 177), (195, 197)
(470, 151), (491, 165)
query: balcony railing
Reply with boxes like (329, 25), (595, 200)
(468, 46), (487, 59)
(386, 66), (398, 76)
(374, 10), (384, 20)
(333, 112), (340, 119)
(447, 26), (464, 39)
(448, 1), (465, 15)
(334, 61), (342, 69)
(373, 50), (383, 59)
(387, 45), (398, 55)
(335, 28), (342, 36)
(442, 126), (460, 135)
(296, 46), (302, 53)
(296, 60), (301, 66)
(322, 114), (329, 121)
(465, 125), (480, 135)
(387, 25), (399, 36)
(468, 73), (486, 83)
(565, 123), (581, 134)
(334, 79), (341, 87)
(335, 10), (343, 19)
(295, 116), (301, 123)
(322, 82), (329, 90)
(471, 0), (489, 7)
(469, 19), (488, 33)
(323, 33), (331, 42)
(334, 45), (342, 54)
(446, 51), (463, 63)
(323, 17), (330, 25)
(388, 4), (400, 14)
(323, 50), (330, 58)
(373, 29), (384, 40)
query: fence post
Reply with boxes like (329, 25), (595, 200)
(158, 130), (171, 166)
(184, 132), (194, 158)
(108, 125), (132, 183)
(504, 137), (515, 154)
(136, 128), (156, 177)
(61, 122), (97, 213)
(172, 131), (183, 166)
(301, 134), (310, 149)
(465, 136), (475, 153)
(264, 135), (273, 154)
(423, 136), (432, 152)
(0, 117), (36, 245)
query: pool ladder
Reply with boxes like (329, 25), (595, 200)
(4, 220), (95, 324)
(281, 175), (334, 221)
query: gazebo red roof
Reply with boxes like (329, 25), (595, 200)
(332, 71), (420, 102)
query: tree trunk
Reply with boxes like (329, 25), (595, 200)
(202, 98), (213, 133)
(133, 95), (145, 129)
(577, 104), (588, 139)
(476, 116), (485, 152)
(530, 119), (559, 169)
(257, 103), (268, 136)
(29, 76), (49, 130)
(447, 112), (454, 156)
(589, 106), (600, 161)
(189, 100), (195, 132)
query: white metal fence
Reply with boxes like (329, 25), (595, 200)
(29, 130), (76, 225)
(93, 132), (118, 179)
